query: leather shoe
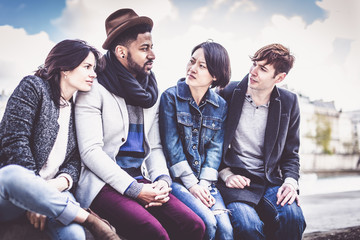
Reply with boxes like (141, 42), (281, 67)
(82, 208), (120, 240)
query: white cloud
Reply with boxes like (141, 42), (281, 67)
(191, 6), (209, 22)
(213, 0), (228, 9)
(0, 25), (54, 92)
(229, 0), (257, 13)
(52, 0), (177, 51)
(1, 0), (359, 111)
(254, 0), (360, 111)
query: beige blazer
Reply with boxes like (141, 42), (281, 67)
(74, 80), (169, 208)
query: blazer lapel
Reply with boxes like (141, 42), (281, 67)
(112, 93), (129, 135)
(264, 96), (281, 162)
(224, 86), (246, 151)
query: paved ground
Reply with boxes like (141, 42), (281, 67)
(301, 190), (360, 233)
(303, 226), (360, 240)
(300, 174), (360, 239)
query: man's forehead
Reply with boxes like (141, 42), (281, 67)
(133, 32), (153, 46)
(256, 60), (275, 70)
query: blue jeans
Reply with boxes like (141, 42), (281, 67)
(171, 182), (233, 240)
(227, 185), (306, 240)
(0, 165), (85, 240)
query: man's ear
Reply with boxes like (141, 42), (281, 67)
(275, 72), (286, 83)
(115, 45), (127, 59)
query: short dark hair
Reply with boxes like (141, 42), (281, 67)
(35, 39), (103, 107)
(110, 24), (152, 52)
(250, 43), (295, 77)
(191, 41), (231, 88)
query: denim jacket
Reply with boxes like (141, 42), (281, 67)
(159, 78), (227, 189)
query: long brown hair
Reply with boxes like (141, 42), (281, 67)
(35, 39), (103, 107)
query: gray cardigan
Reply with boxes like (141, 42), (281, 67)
(75, 79), (170, 208)
(0, 75), (80, 187)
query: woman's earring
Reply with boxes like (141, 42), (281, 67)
(122, 55), (125, 59)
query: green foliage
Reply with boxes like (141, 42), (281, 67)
(314, 114), (332, 154)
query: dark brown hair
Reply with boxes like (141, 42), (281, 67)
(250, 43), (295, 77)
(35, 39), (103, 107)
(191, 41), (231, 88)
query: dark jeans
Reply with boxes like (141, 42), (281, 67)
(91, 181), (205, 240)
(227, 185), (306, 240)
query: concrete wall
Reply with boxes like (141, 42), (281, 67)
(300, 154), (359, 171)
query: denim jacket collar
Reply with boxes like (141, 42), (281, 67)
(176, 78), (220, 108)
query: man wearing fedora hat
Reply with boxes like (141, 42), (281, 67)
(75, 8), (205, 240)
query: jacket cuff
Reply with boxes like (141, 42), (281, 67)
(180, 173), (199, 189)
(124, 180), (144, 199)
(199, 179), (212, 188)
(57, 173), (73, 190)
(155, 174), (172, 187)
(170, 161), (193, 178)
(284, 177), (299, 190)
(199, 167), (218, 182)
(218, 167), (234, 182)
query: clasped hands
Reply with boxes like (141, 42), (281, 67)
(137, 180), (172, 208)
(225, 174), (300, 206)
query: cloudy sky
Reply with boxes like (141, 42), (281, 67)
(0, 0), (359, 111)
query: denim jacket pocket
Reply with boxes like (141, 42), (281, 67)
(177, 112), (194, 144)
(201, 116), (222, 143)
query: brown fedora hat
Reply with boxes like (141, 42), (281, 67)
(102, 8), (153, 50)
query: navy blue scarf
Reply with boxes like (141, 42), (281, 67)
(98, 51), (158, 108)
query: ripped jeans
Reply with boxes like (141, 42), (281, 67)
(171, 182), (233, 240)
(0, 165), (85, 240)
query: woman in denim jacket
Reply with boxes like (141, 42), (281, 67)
(160, 41), (233, 240)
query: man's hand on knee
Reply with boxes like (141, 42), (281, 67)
(276, 183), (300, 207)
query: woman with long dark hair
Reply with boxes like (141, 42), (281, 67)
(0, 39), (119, 240)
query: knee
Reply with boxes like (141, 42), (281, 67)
(232, 218), (263, 240)
(186, 214), (206, 240)
(0, 165), (27, 184)
(140, 219), (169, 240)
(57, 223), (86, 240)
(281, 204), (306, 227)
(204, 212), (217, 229)
(201, 214), (216, 238)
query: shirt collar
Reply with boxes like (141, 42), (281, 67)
(176, 78), (220, 107)
(245, 94), (270, 108)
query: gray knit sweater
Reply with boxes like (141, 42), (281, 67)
(0, 75), (80, 188)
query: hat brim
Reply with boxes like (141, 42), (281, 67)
(102, 16), (153, 50)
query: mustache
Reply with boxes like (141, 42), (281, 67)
(145, 60), (153, 65)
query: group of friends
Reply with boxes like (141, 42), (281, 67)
(0, 8), (306, 240)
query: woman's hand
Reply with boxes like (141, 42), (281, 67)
(47, 177), (69, 192)
(189, 184), (215, 208)
(26, 211), (47, 231)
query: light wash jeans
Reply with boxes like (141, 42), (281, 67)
(0, 165), (86, 240)
(171, 182), (233, 240)
(227, 185), (306, 240)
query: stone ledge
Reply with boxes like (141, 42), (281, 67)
(303, 226), (360, 240)
(0, 218), (94, 240)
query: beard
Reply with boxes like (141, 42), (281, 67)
(127, 52), (151, 80)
